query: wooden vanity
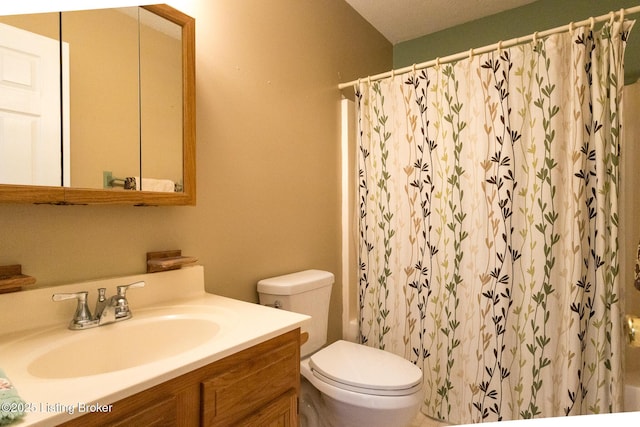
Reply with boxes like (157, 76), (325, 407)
(60, 329), (300, 426)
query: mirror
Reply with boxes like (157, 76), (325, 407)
(139, 7), (184, 192)
(62, 7), (141, 190)
(0, 4), (195, 205)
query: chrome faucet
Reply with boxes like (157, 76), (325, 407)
(52, 281), (145, 330)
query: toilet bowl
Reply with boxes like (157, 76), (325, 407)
(257, 270), (423, 427)
(300, 340), (422, 427)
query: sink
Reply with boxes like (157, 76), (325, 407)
(28, 316), (219, 378)
(9, 306), (224, 379)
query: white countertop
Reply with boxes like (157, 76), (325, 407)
(0, 266), (309, 426)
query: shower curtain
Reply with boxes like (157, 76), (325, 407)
(355, 20), (633, 423)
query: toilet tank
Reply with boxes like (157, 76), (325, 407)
(257, 270), (334, 357)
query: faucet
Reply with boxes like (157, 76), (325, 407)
(52, 281), (145, 330)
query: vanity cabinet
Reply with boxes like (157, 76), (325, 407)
(60, 329), (300, 427)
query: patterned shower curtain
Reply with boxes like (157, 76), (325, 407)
(356, 20), (633, 424)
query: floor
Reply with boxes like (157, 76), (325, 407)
(410, 412), (451, 427)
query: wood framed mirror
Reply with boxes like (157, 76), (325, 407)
(0, 4), (195, 205)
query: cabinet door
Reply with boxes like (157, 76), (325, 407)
(61, 394), (177, 427)
(238, 389), (297, 427)
(109, 395), (177, 427)
(201, 333), (299, 426)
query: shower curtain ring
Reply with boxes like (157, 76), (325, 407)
(620, 8), (625, 23)
(436, 57), (440, 67)
(533, 31), (538, 44)
(590, 16), (595, 30)
(469, 48), (474, 59)
(609, 11), (615, 25)
(569, 22), (574, 33)
(497, 41), (503, 53)
(412, 63), (416, 73)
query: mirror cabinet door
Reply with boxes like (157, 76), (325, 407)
(139, 7), (183, 193)
(0, 13), (62, 187)
(62, 7), (141, 190)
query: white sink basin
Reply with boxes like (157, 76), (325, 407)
(4, 305), (225, 380)
(29, 316), (219, 378)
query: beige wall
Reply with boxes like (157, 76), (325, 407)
(0, 0), (392, 345)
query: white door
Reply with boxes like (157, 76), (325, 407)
(0, 22), (63, 186)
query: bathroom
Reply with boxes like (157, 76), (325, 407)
(0, 0), (639, 425)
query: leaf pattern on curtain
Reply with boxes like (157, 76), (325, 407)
(356, 20), (633, 424)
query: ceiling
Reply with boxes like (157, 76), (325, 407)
(344, 0), (539, 44)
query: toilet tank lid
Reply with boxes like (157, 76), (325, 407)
(257, 270), (334, 295)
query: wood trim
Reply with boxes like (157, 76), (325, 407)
(63, 188), (142, 205)
(0, 184), (65, 204)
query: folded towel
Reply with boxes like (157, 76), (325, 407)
(0, 369), (25, 425)
(134, 177), (176, 192)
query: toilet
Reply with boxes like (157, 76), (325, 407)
(257, 270), (423, 427)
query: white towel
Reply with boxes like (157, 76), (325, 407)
(134, 177), (175, 192)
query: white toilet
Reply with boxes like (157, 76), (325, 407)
(257, 270), (423, 427)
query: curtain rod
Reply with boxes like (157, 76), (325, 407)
(338, 5), (640, 90)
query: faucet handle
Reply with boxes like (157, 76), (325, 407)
(52, 291), (86, 301)
(112, 281), (145, 320)
(116, 281), (145, 297)
(52, 291), (94, 329)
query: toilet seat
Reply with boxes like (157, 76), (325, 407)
(309, 340), (422, 396)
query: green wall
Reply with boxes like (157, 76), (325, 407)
(394, 0), (640, 84)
